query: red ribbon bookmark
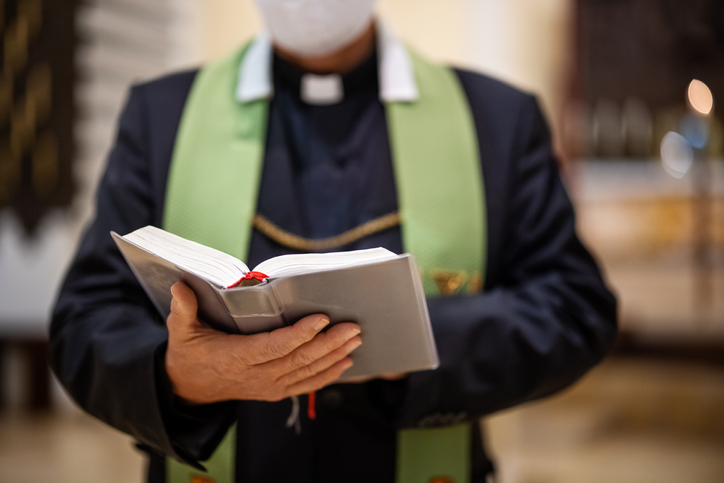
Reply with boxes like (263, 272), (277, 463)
(226, 271), (269, 288)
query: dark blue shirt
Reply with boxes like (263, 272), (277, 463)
(249, 50), (402, 268)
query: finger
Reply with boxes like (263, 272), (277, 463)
(241, 314), (331, 364)
(342, 375), (373, 384)
(168, 282), (198, 330)
(272, 322), (361, 373)
(340, 372), (407, 384)
(379, 373), (407, 381)
(275, 335), (361, 387)
(285, 358), (354, 396)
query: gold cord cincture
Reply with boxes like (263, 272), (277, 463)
(253, 212), (401, 252)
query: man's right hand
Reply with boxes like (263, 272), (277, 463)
(165, 281), (362, 405)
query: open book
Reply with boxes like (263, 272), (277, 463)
(112, 226), (439, 381)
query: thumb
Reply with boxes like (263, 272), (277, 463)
(169, 281), (198, 328)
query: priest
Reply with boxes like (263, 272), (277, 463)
(50, 1), (617, 482)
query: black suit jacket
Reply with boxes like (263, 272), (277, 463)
(50, 65), (617, 483)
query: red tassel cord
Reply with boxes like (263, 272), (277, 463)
(308, 391), (316, 420)
(226, 271), (269, 288)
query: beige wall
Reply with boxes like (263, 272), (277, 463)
(195, 0), (262, 61)
(469, 0), (572, 133)
(194, 0), (572, 132)
(195, 0), (473, 64)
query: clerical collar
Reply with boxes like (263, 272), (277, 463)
(272, 48), (379, 105)
(236, 21), (418, 103)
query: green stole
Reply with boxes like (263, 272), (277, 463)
(163, 42), (486, 483)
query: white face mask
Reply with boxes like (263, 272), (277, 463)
(255, 0), (377, 57)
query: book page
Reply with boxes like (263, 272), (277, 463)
(254, 247), (398, 279)
(123, 226), (249, 287)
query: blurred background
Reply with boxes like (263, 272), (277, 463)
(0, 0), (722, 482)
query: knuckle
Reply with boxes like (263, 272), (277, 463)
(169, 297), (178, 314)
(254, 334), (286, 362)
(286, 333), (313, 353)
(294, 362), (318, 382)
(289, 349), (315, 368)
(260, 343), (282, 361)
(292, 321), (318, 343)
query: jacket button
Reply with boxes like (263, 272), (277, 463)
(319, 388), (343, 409)
(417, 413), (440, 428)
(440, 412), (468, 425)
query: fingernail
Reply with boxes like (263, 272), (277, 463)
(348, 338), (362, 350)
(346, 327), (361, 339)
(313, 317), (329, 331)
(343, 359), (354, 370)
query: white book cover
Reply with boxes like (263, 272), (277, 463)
(112, 226), (439, 381)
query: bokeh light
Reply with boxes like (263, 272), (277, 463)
(687, 79), (714, 115)
(660, 131), (693, 179)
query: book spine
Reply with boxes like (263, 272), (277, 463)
(217, 283), (286, 334)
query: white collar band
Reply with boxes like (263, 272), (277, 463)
(300, 74), (344, 105)
(235, 21), (418, 103)
(376, 21), (417, 102)
(236, 31), (274, 102)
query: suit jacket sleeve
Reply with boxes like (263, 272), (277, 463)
(49, 79), (235, 466)
(395, 88), (618, 428)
